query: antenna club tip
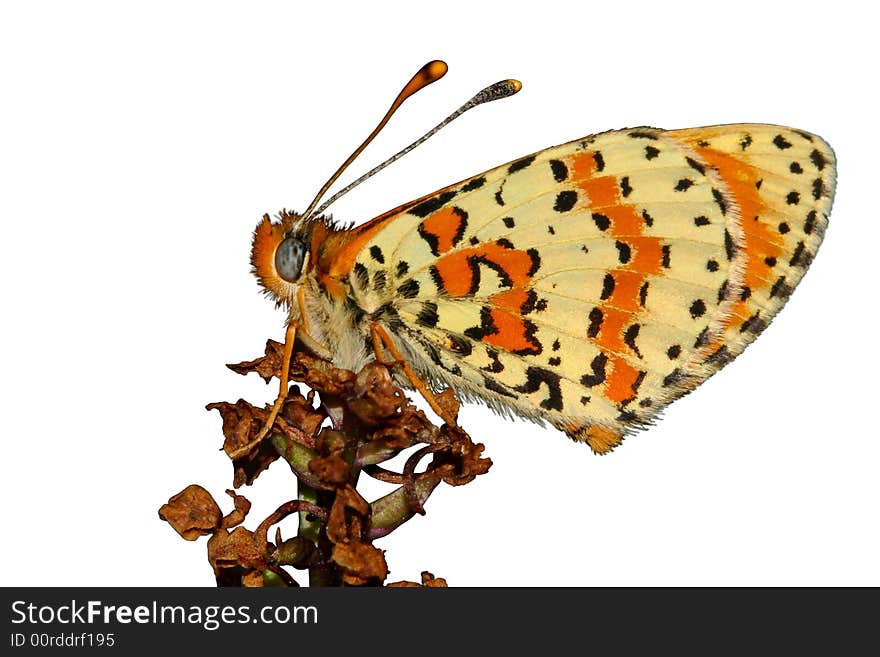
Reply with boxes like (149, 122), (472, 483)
(423, 60), (448, 81)
(508, 79), (523, 93)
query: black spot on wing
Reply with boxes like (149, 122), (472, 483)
(502, 216), (515, 228)
(810, 149), (827, 170)
(527, 249), (541, 276)
(464, 306), (496, 343)
(804, 210), (817, 235)
(592, 213), (610, 231)
(549, 159), (568, 182)
(615, 241), (631, 264)
(789, 241), (811, 267)
(554, 190), (578, 212)
(461, 176), (486, 192)
(740, 312), (767, 334)
(396, 261), (409, 278)
(369, 245), (385, 264)
(689, 299), (707, 318)
(705, 345), (733, 367)
(623, 323), (642, 358)
(451, 207), (468, 247)
(600, 273), (615, 300)
(769, 276), (793, 299)
(644, 145), (660, 160)
(686, 156), (706, 175)
(417, 223), (440, 257)
(593, 151), (605, 172)
(416, 301), (439, 328)
(587, 307), (603, 338)
(619, 176), (632, 197)
(409, 190), (457, 218)
(580, 353), (608, 387)
(371, 305), (404, 332)
(628, 130), (659, 140)
(773, 134), (793, 150)
(481, 347), (505, 373)
(397, 279), (420, 299)
(724, 229), (736, 260)
(675, 178), (694, 192)
(482, 374), (515, 398)
(712, 188), (728, 215)
(508, 155), (535, 174)
(663, 368), (684, 387)
(514, 366), (564, 411)
(353, 262), (369, 290)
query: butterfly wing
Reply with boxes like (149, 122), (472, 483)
(340, 125), (835, 452)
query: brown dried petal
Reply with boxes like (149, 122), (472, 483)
(369, 404), (440, 447)
(226, 339), (287, 382)
(207, 399), (266, 461)
(207, 399), (289, 486)
(387, 571), (448, 588)
(234, 439), (282, 488)
(420, 571), (448, 587)
(332, 541), (388, 586)
(347, 363), (404, 424)
(288, 352), (355, 396)
(220, 489), (252, 529)
(308, 451), (350, 487)
(280, 393), (324, 439)
(326, 485), (371, 545)
(431, 426), (492, 486)
(159, 485), (222, 540)
(207, 526), (268, 576)
(434, 388), (461, 422)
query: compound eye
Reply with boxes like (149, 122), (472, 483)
(274, 235), (306, 283)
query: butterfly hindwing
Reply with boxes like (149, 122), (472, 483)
(345, 124), (835, 452)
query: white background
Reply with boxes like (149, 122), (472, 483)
(2, 1), (877, 587)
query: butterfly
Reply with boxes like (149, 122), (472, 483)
(248, 61), (836, 454)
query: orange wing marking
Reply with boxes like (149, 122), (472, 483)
(565, 150), (663, 406)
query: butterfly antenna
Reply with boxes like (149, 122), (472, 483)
(310, 75), (522, 219)
(294, 60), (449, 228)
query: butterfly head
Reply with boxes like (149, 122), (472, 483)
(250, 211), (312, 307)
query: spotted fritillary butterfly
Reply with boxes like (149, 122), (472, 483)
(250, 61), (836, 453)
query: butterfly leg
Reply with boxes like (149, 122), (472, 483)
(253, 320), (298, 444)
(369, 322), (458, 426)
